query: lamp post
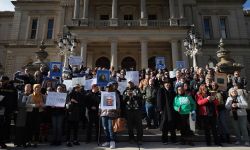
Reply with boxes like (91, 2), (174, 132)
(58, 30), (77, 72)
(183, 25), (203, 68)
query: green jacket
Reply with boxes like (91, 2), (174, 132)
(173, 95), (196, 115)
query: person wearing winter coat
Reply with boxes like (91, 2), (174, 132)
(195, 84), (222, 146)
(173, 85), (196, 146)
(225, 88), (249, 146)
(157, 80), (177, 144)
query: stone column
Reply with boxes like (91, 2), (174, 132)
(169, 0), (178, 26)
(110, 40), (118, 70)
(73, 0), (80, 19)
(141, 40), (148, 69)
(178, 0), (184, 19)
(110, 0), (118, 26)
(80, 41), (87, 67)
(140, 0), (148, 26)
(81, 0), (89, 25)
(83, 0), (89, 19)
(180, 40), (189, 68)
(171, 40), (179, 69)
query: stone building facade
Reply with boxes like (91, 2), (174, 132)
(0, 0), (249, 82)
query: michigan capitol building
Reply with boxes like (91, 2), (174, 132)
(0, 0), (250, 79)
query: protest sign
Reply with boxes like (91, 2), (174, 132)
(215, 73), (228, 91)
(72, 77), (85, 86)
(125, 71), (139, 86)
(100, 92), (116, 110)
(46, 92), (67, 107)
(63, 80), (73, 91)
(169, 71), (176, 78)
(85, 78), (97, 90)
(69, 56), (84, 65)
(155, 57), (166, 70)
(49, 62), (62, 78)
(118, 81), (127, 93)
(176, 61), (185, 69)
(97, 70), (110, 87)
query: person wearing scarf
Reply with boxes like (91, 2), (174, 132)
(225, 88), (249, 146)
(26, 84), (46, 147)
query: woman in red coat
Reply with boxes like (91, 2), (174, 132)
(195, 84), (222, 146)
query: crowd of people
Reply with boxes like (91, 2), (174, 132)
(0, 65), (250, 149)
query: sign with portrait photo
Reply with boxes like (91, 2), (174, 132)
(45, 92), (67, 108)
(100, 92), (116, 110)
(215, 73), (228, 91)
(155, 57), (166, 70)
(49, 62), (63, 78)
(176, 61), (185, 69)
(97, 70), (110, 87)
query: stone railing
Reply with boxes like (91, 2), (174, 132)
(74, 19), (171, 28)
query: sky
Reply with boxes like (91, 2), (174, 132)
(0, 0), (250, 11)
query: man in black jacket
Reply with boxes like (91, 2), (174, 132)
(85, 84), (101, 143)
(157, 80), (177, 144)
(0, 76), (18, 149)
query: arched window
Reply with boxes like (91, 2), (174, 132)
(121, 57), (136, 71)
(148, 56), (156, 69)
(95, 57), (110, 69)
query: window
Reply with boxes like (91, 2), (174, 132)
(203, 17), (213, 39)
(100, 15), (109, 20)
(148, 14), (157, 20)
(219, 17), (228, 39)
(124, 15), (133, 20)
(30, 18), (38, 39)
(47, 19), (54, 39)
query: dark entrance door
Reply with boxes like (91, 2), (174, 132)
(148, 56), (156, 69)
(95, 57), (110, 69)
(121, 57), (136, 71)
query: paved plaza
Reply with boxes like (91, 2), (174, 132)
(2, 142), (249, 150)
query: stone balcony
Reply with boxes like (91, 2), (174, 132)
(72, 19), (188, 29)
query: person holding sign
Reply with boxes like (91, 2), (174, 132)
(26, 84), (46, 148)
(100, 82), (120, 149)
(49, 85), (67, 146)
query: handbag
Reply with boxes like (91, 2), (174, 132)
(112, 118), (127, 133)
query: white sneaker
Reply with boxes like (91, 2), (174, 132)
(235, 141), (240, 145)
(101, 142), (110, 147)
(245, 142), (249, 146)
(110, 141), (116, 149)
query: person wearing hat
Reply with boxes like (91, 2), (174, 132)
(123, 81), (143, 145)
(65, 84), (86, 147)
(0, 76), (18, 149)
(157, 80), (177, 144)
(100, 82), (120, 149)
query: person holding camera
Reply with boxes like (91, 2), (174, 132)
(123, 81), (143, 145)
(225, 88), (249, 146)
(196, 84), (222, 146)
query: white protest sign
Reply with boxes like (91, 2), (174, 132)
(46, 92), (67, 107)
(100, 92), (116, 110)
(84, 78), (97, 90)
(69, 56), (83, 65)
(125, 71), (139, 86)
(169, 71), (176, 79)
(63, 80), (73, 91)
(118, 81), (127, 94)
(72, 77), (85, 86)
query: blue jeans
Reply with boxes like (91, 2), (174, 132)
(231, 116), (249, 142)
(51, 114), (64, 142)
(145, 102), (158, 127)
(217, 109), (230, 136)
(101, 117), (114, 142)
